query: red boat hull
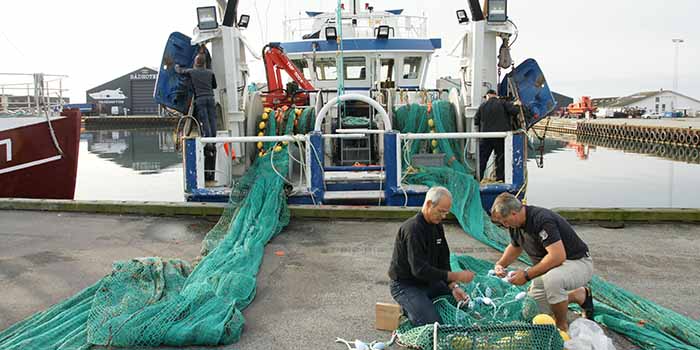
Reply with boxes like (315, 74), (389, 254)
(0, 110), (81, 199)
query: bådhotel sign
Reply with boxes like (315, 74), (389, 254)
(130, 71), (157, 81)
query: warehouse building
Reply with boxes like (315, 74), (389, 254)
(594, 90), (700, 117)
(86, 67), (159, 116)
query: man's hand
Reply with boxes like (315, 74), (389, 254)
(494, 264), (507, 278)
(455, 270), (475, 283)
(452, 287), (469, 302)
(508, 269), (528, 286)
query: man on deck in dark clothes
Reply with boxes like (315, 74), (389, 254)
(388, 187), (474, 326)
(175, 52), (218, 183)
(175, 53), (218, 138)
(474, 89), (521, 181)
(490, 193), (594, 331)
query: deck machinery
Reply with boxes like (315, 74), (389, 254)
(154, 0), (556, 210)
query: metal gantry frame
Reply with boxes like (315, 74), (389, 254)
(183, 94), (526, 207)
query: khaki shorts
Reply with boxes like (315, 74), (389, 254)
(528, 256), (594, 313)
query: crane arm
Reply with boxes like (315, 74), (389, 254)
(263, 44), (315, 92)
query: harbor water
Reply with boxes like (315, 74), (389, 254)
(75, 129), (700, 208)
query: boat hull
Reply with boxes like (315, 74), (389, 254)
(0, 110), (81, 199)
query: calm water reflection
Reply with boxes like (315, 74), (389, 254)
(74, 129), (700, 208)
(526, 134), (700, 208)
(75, 129), (184, 202)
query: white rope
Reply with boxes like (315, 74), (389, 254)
(269, 144), (294, 186)
(43, 107), (64, 156)
(433, 321), (439, 350)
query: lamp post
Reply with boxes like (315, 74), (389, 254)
(667, 39), (683, 207)
(672, 38), (684, 91)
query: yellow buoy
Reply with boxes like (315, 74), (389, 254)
(274, 145), (283, 152)
(295, 108), (302, 116)
(257, 141), (263, 149)
(258, 151), (265, 157)
(258, 131), (264, 137)
(264, 107), (272, 113)
(283, 141), (289, 145)
(428, 119), (434, 127)
(532, 314), (556, 325)
(559, 329), (570, 341)
(431, 140), (438, 148)
(261, 112), (269, 120)
(259, 121), (266, 130)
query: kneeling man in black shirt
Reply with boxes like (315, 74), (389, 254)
(388, 186), (474, 326)
(490, 193), (594, 331)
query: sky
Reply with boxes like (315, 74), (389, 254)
(1, 0), (698, 103)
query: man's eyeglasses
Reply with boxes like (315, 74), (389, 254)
(491, 219), (506, 229)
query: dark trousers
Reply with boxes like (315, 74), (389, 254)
(194, 96), (217, 137)
(195, 96), (217, 181)
(479, 139), (505, 181)
(390, 280), (451, 326)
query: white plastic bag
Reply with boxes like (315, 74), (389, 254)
(565, 318), (616, 350)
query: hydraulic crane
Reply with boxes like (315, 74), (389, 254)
(262, 43), (315, 108)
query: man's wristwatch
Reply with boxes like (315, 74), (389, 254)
(524, 268), (531, 281)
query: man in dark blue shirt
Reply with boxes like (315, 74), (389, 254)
(175, 54), (218, 138)
(175, 52), (218, 183)
(474, 89), (521, 181)
(388, 187), (474, 326)
(489, 193), (594, 331)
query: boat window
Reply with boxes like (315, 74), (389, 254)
(314, 57), (338, 80)
(344, 57), (367, 80)
(291, 59), (311, 79)
(402, 57), (422, 80)
(380, 59), (395, 82)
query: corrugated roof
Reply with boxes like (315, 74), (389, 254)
(87, 67), (157, 92)
(591, 97), (619, 107)
(605, 91), (659, 107)
(594, 90), (700, 108)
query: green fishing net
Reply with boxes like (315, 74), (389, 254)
(392, 100), (700, 350)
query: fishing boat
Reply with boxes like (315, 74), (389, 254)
(154, 0), (555, 209)
(0, 73), (81, 199)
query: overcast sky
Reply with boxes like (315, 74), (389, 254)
(1, 0), (698, 103)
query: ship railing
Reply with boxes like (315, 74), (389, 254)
(0, 73), (69, 115)
(283, 14), (428, 41)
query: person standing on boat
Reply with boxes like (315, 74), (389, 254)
(388, 187), (474, 326)
(474, 89), (521, 182)
(175, 53), (218, 138)
(175, 52), (218, 183)
(489, 193), (594, 331)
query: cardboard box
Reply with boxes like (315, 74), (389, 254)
(375, 302), (402, 331)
